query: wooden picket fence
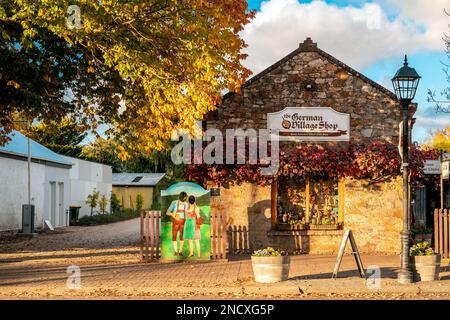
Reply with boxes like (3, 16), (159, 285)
(434, 208), (449, 259)
(140, 211), (161, 261)
(140, 210), (228, 261)
(227, 225), (253, 254)
(209, 211), (228, 260)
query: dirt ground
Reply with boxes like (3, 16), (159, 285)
(1, 218), (450, 300)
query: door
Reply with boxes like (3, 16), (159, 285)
(50, 182), (56, 226)
(58, 182), (64, 226)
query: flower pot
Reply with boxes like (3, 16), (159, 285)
(422, 234), (432, 243)
(410, 254), (441, 282)
(414, 234), (423, 242)
(251, 256), (290, 283)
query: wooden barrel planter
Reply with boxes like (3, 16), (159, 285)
(410, 254), (441, 282)
(251, 256), (290, 283)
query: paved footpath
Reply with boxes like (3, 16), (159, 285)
(1, 219), (450, 299)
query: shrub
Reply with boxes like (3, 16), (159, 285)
(411, 227), (433, 236)
(86, 189), (100, 216)
(150, 201), (161, 210)
(99, 195), (108, 214)
(135, 193), (144, 212)
(110, 192), (121, 214)
(73, 209), (140, 226)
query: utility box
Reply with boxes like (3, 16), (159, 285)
(69, 206), (81, 226)
(22, 204), (35, 234)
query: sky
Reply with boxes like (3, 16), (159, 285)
(244, 0), (450, 142)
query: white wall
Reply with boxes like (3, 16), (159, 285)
(64, 157), (112, 217)
(0, 157), (71, 231)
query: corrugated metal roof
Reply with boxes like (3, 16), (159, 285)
(0, 130), (72, 166)
(112, 173), (165, 186)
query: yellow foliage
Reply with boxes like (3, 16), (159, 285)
(425, 126), (450, 152)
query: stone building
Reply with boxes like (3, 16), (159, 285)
(205, 38), (414, 254)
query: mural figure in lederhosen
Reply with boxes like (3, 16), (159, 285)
(166, 192), (188, 256)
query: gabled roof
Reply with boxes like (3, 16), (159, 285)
(0, 130), (72, 167)
(223, 37), (397, 101)
(112, 173), (165, 187)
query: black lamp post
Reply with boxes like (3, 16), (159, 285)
(392, 55), (421, 284)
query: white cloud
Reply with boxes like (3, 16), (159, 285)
(241, 0), (449, 74)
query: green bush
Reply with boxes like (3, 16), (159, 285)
(110, 192), (121, 214)
(411, 227), (433, 236)
(99, 195), (108, 214)
(135, 193), (144, 212)
(150, 201), (161, 210)
(86, 189), (100, 216)
(73, 209), (141, 226)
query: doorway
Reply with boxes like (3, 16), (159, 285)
(58, 182), (64, 226)
(50, 181), (56, 226)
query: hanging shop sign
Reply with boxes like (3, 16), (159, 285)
(443, 161), (449, 180)
(267, 107), (350, 142)
(424, 160), (441, 175)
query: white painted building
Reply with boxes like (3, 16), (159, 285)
(0, 131), (72, 231)
(63, 156), (112, 217)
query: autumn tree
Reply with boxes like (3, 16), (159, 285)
(424, 126), (450, 152)
(99, 195), (108, 215)
(86, 189), (100, 216)
(82, 136), (180, 174)
(0, 0), (254, 156)
(20, 118), (88, 157)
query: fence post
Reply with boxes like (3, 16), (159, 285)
(435, 208), (439, 254)
(156, 211), (160, 259)
(221, 212), (227, 259)
(140, 212), (144, 261)
(444, 209), (449, 259)
(439, 209), (444, 256)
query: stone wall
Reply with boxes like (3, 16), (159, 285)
(212, 177), (403, 255)
(343, 177), (403, 254)
(211, 183), (272, 250)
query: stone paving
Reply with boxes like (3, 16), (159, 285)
(1, 219), (450, 299)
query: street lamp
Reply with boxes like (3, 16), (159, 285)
(392, 55), (421, 284)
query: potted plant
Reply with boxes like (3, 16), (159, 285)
(409, 241), (441, 282)
(251, 247), (290, 283)
(411, 227), (433, 243)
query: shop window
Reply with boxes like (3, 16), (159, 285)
(309, 178), (339, 227)
(276, 178), (308, 230)
(274, 177), (343, 231)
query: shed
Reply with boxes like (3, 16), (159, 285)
(112, 173), (165, 210)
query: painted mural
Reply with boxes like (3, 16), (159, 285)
(160, 182), (211, 260)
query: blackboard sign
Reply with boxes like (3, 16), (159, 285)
(210, 188), (220, 196)
(332, 229), (365, 279)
